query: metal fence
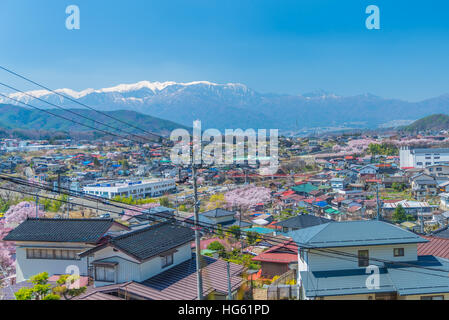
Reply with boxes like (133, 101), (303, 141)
(266, 269), (299, 300)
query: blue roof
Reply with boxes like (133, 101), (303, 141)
(288, 220), (428, 248)
(301, 268), (395, 297)
(301, 256), (449, 298)
(386, 255), (449, 296)
(313, 201), (328, 208)
(242, 227), (273, 234)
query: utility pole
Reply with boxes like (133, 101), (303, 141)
(226, 261), (232, 300)
(376, 182), (381, 221)
(35, 194), (39, 218)
(420, 210), (424, 234)
(192, 159), (204, 300)
(239, 206), (244, 254)
(66, 198), (70, 219)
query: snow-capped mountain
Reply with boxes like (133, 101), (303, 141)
(1, 81), (448, 132)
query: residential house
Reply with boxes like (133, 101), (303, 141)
(3, 218), (130, 282)
(359, 165), (378, 176)
(252, 240), (298, 278)
(185, 208), (252, 232)
(441, 193), (449, 211)
(274, 214), (332, 234)
(330, 177), (350, 191)
(410, 173), (441, 200)
(289, 220), (449, 300)
(382, 200), (437, 220)
(425, 164), (449, 177)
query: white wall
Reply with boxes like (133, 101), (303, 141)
(307, 243), (417, 272)
(399, 148), (412, 169)
(15, 241), (92, 282)
(91, 242), (192, 287)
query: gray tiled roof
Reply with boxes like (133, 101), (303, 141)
(3, 218), (118, 243)
(108, 222), (195, 261)
(202, 208), (236, 218)
(274, 214), (332, 229)
(78, 255), (245, 300)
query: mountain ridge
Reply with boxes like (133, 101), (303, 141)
(2, 81), (449, 132)
(402, 114), (449, 132)
(0, 104), (188, 138)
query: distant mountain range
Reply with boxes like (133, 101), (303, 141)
(2, 81), (449, 133)
(0, 104), (187, 139)
(402, 114), (449, 132)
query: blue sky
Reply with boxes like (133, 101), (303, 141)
(1, 0), (449, 101)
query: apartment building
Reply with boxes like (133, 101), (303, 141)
(83, 179), (176, 199)
(400, 147), (449, 169)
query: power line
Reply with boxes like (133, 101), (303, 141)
(2, 175), (449, 276)
(0, 66), (162, 140)
(0, 82), (155, 144)
(0, 93), (151, 145)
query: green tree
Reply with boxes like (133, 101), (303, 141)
(14, 272), (86, 300)
(216, 224), (224, 239)
(227, 225), (241, 241)
(392, 204), (407, 223)
(207, 241), (226, 257)
(159, 197), (170, 207)
(246, 231), (260, 245)
(93, 157), (101, 167)
(15, 272), (58, 300)
(52, 275), (87, 300)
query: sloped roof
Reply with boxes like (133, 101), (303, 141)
(106, 222), (194, 261)
(301, 268), (395, 297)
(418, 236), (449, 259)
(432, 227), (449, 239)
(385, 255), (449, 296)
(84, 255), (245, 300)
(252, 240), (298, 264)
(301, 256), (449, 298)
(291, 183), (318, 194)
(275, 214), (332, 229)
(3, 218), (125, 243)
(202, 208), (235, 218)
(288, 220), (428, 248)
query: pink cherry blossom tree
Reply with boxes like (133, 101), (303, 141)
(225, 185), (271, 209)
(0, 201), (45, 278)
(3, 201), (45, 226)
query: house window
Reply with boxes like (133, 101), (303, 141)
(26, 248), (80, 260)
(421, 295), (444, 300)
(358, 250), (369, 267)
(394, 248), (404, 257)
(95, 266), (115, 282)
(161, 253), (174, 268)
